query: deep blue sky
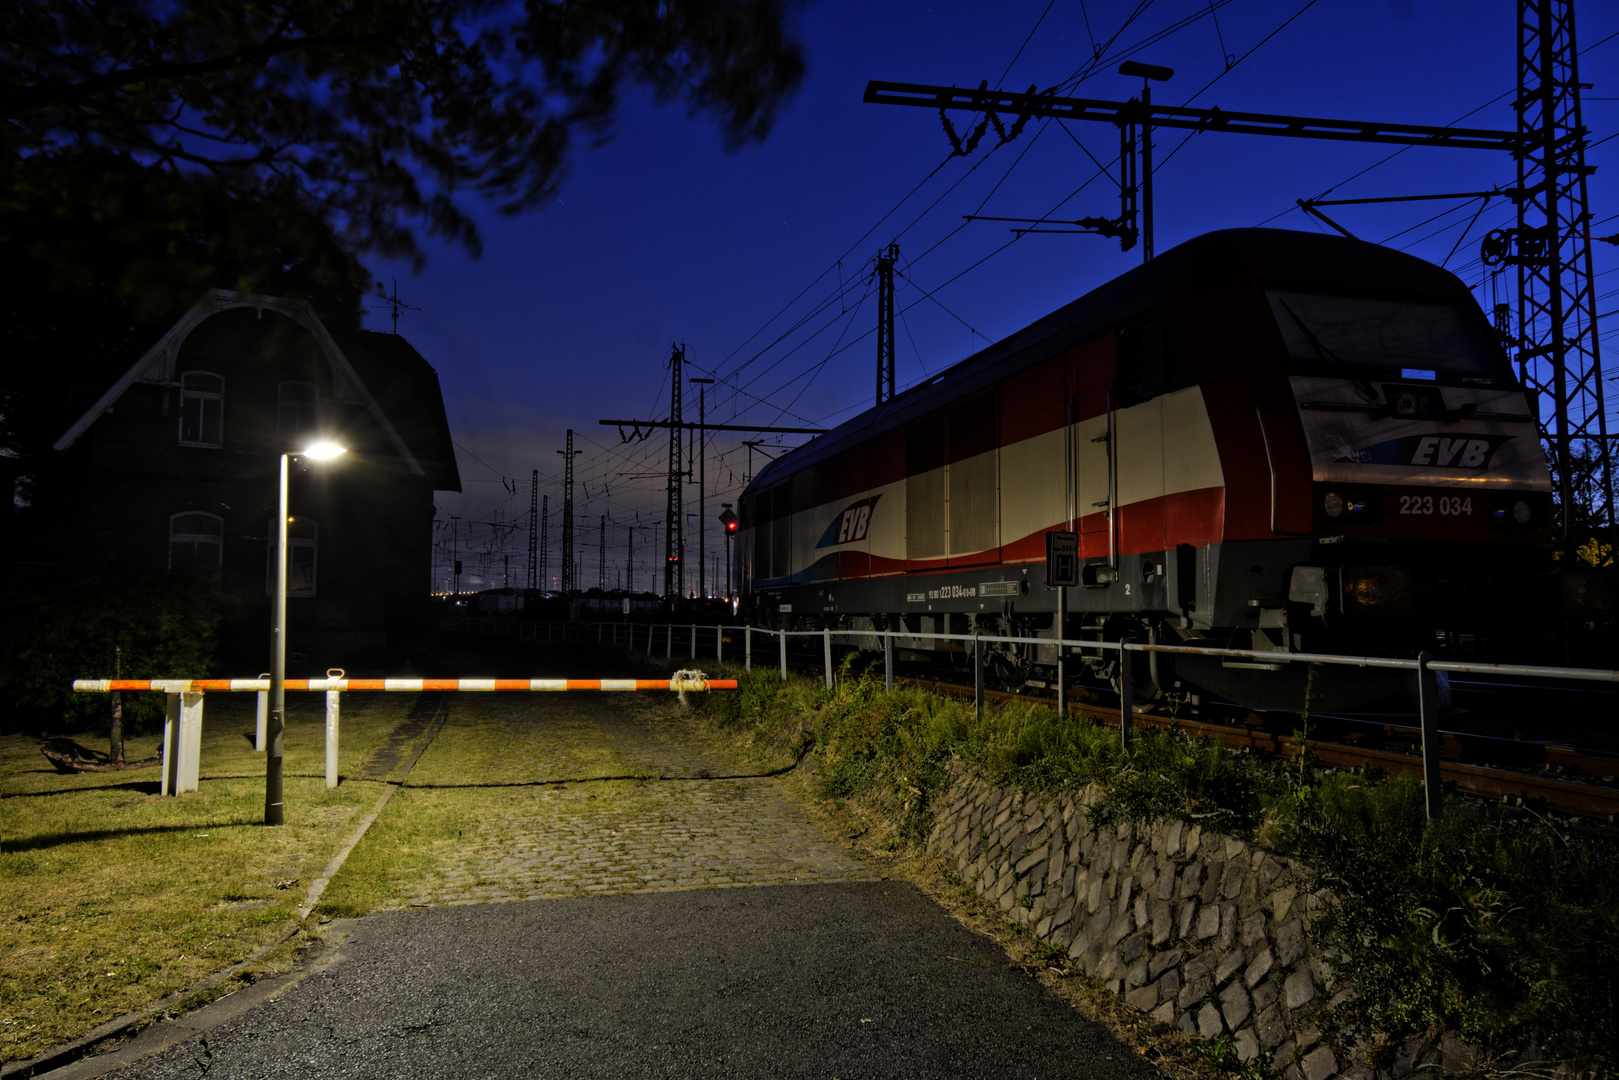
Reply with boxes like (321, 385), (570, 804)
(362, 0), (1619, 596)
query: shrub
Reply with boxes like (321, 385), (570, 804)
(0, 563), (222, 735)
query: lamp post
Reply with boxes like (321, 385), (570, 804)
(266, 440), (346, 826)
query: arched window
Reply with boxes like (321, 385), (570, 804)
(278, 381), (318, 439)
(178, 372), (223, 447)
(170, 512), (223, 588)
(266, 516), (318, 597)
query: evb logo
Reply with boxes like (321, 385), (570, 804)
(816, 496), (882, 548)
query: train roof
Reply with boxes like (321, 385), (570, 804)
(748, 227), (1481, 491)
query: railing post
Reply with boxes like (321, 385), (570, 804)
(1119, 639), (1135, 751)
(1056, 586), (1067, 719)
(1418, 651), (1442, 820)
(823, 627), (833, 686)
(973, 633), (984, 719)
(255, 672), (270, 752)
(779, 628), (788, 681)
(745, 627), (752, 672)
(884, 630), (894, 692)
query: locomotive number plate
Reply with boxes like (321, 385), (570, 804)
(1398, 494), (1473, 516)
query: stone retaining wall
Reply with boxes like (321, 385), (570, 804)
(924, 773), (1537, 1080)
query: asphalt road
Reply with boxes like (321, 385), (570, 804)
(86, 882), (1165, 1080)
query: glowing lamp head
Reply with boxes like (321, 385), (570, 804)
(300, 441), (347, 461)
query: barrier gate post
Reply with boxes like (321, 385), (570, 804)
(745, 627), (752, 671)
(884, 631), (893, 692)
(690, 623), (697, 660)
(255, 672), (270, 752)
(716, 626), (723, 663)
(822, 628), (833, 687)
(779, 629), (788, 681)
(325, 675), (342, 789)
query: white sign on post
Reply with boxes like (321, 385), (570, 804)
(622, 597), (631, 615)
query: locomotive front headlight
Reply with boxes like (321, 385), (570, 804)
(1512, 499), (1532, 525)
(1323, 491), (1345, 518)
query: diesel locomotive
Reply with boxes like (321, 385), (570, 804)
(736, 229), (1552, 713)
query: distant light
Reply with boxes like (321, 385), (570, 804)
(301, 442), (347, 461)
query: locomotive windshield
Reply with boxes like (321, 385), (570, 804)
(1265, 289), (1507, 384)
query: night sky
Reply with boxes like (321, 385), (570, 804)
(360, 0), (1619, 597)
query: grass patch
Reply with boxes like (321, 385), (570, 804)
(0, 691), (416, 1062)
(697, 659), (1619, 1077)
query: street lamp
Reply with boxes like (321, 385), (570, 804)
(266, 440), (346, 826)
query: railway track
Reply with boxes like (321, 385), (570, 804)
(784, 655), (1619, 822)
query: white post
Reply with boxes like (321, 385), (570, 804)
(325, 688), (341, 789)
(716, 626), (723, 662)
(666, 623), (673, 659)
(823, 628), (833, 687)
(745, 627), (752, 671)
(161, 692), (181, 796)
(690, 623), (697, 660)
(176, 691), (203, 794)
(255, 672), (270, 752)
(779, 629), (787, 680)
(648, 623), (655, 658)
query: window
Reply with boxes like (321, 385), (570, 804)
(178, 372), (223, 446)
(1265, 290), (1507, 385)
(278, 382), (318, 439)
(169, 513), (223, 588)
(266, 516), (318, 596)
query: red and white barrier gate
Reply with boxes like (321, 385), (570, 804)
(73, 673), (736, 796)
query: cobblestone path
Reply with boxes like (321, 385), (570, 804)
(397, 698), (876, 908)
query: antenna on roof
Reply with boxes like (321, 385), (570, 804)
(374, 278), (421, 334)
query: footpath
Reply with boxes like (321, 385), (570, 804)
(393, 697), (876, 907)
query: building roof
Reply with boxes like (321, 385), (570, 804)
(52, 289), (460, 490)
(337, 330), (462, 492)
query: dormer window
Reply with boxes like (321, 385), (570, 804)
(179, 372), (223, 447)
(278, 382), (318, 439)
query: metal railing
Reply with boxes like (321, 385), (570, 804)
(451, 616), (1618, 820)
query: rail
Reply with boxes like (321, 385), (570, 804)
(449, 616), (1619, 820)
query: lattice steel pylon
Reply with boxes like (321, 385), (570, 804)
(539, 495), (549, 593)
(876, 243), (898, 406)
(1508, 0), (1614, 544)
(527, 469), (538, 591)
(664, 345), (685, 600)
(558, 430), (581, 594)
